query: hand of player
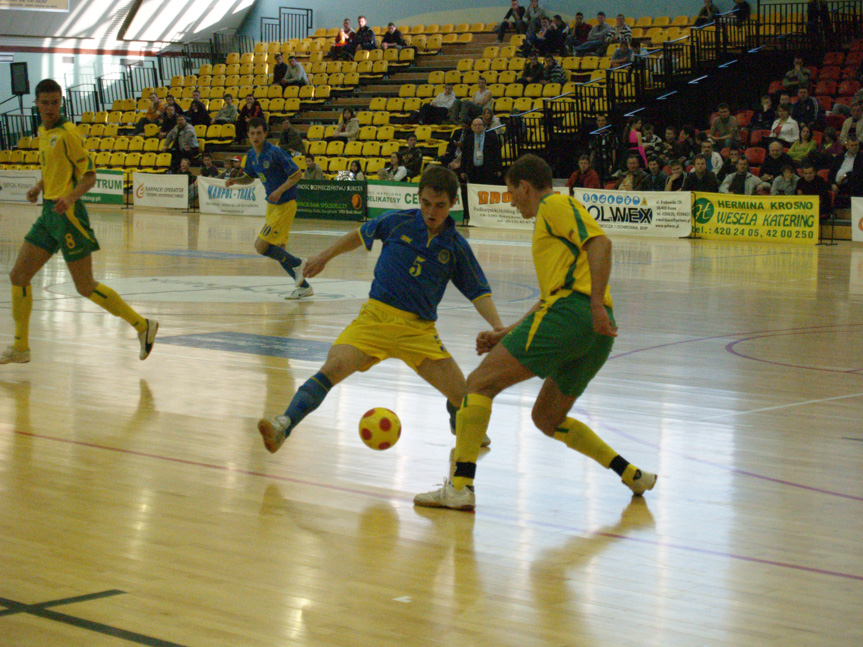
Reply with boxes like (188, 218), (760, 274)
(225, 178), (235, 187)
(26, 186), (41, 203)
(591, 304), (618, 337)
(303, 253), (328, 278)
(268, 189), (283, 202)
(476, 329), (507, 355)
(52, 195), (74, 214)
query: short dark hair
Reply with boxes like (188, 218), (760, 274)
(418, 165), (459, 202)
(717, 102), (730, 110)
(780, 164), (795, 174)
(166, 94), (175, 100)
(35, 78), (62, 97)
(247, 117), (267, 132)
(597, 11), (606, 17)
(225, 93), (233, 99)
(576, 11), (583, 17)
(306, 153), (316, 161)
(801, 161), (815, 171)
(388, 22), (395, 27)
(694, 153), (707, 162)
(505, 153), (553, 190)
(579, 154), (590, 162)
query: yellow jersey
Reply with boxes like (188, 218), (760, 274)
(532, 193), (613, 309)
(38, 118), (94, 200)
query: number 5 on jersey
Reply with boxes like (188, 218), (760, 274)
(409, 256), (425, 277)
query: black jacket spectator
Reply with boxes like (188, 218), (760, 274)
(689, 170), (719, 192)
(462, 129), (503, 184)
(796, 173), (832, 216)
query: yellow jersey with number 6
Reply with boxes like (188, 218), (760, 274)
(38, 118), (95, 200)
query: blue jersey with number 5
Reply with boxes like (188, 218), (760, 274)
(359, 210), (491, 321)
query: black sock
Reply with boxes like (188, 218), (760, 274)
(610, 455), (630, 477)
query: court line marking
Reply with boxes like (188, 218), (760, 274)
(6, 428), (862, 584)
(0, 590), (186, 646)
(692, 391), (863, 421)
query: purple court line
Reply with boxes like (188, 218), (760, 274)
(8, 428), (863, 584)
(726, 331), (863, 374)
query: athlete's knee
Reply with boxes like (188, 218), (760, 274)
(532, 405), (565, 436)
(465, 368), (505, 399)
(74, 279), (96, 298)
(254, 238), (269, 254)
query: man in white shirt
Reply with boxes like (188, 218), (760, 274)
(829, 138), (863, 206)
(418, 83), (458, 125)
(454, 77), (494, 123)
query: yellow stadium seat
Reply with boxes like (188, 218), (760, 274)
(306, 125), (325, 139)
(361, 141), (381, 157)
(653, 16), (671, 27)
(672, 15), (690, 26)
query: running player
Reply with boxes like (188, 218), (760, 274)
(225, 117), (312, 300)
(1, 78), (157, 365)
(257, 165), (503, 451)
(415, 154), (657, 511)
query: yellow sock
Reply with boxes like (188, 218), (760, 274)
(89, 283), (147, 333)
(11, 285), (32, 352)
(552, 417), (618, 468)
(452, 393), (492, 490)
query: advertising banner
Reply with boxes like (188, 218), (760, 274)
(80, 170), (124, 205)
(297, 179), (366, 221)
(133, 172), (188, 210)
(573, 188), (692, 238)
(198, 175), (267, 216)
(692, 192), (818, 245)
(0, 169), (42, 204)
(852, 198), (863, 243)
(466, 183), (532, 230)
(367, 180), (464, 222)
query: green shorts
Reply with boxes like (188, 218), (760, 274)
(25, 200), (100, 262)
(501, 291), (615, 398)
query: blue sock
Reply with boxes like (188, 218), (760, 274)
(283, 372), (333, 434)
(262, 244), (301, 278)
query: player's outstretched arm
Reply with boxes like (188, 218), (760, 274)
(475, 300), (542, 355)
(27, 180), (44, 203)
(53, 171), (95, 215)
(225, 174), (254, 188)
(303, 229), (364, 278)
(584, 235), (618, 337)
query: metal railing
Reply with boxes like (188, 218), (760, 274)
(213, 30), (254, 61)
(125, 61), (159, 98)
(0, 111), (38, 151)
(66, 84), (99, 121)
(260, 7), (313, 43)
(96, 72), (128, 111)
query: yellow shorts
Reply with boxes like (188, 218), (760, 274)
(259, 200), (297, 246)
(334, 299), (451, 372)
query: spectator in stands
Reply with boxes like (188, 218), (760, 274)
(759, 141), (795, 188)
(665, 160), (691, 191)
(378, 152), (409, 181)
(689, 154), (720, 192)
(770, 103), (799, 146)
(162, 114), (200, 171)
(700, 140), (723, 173)
(719, 157), (760, 194)
(659, 125), (684, 166)
(791, 86), (820, 127)
(519, 51), (544, 85)
(279, 117), (305, 156)
(455, 77), (494, 122)
(213, 94), (238, 124)
(694, 0), (719, 26)
(176, 157), (198, 205)
(624, 115), (647, 166)
(281, 56), (309, 87)
(574, 12), (612, 55)
(381, 23), (406, 50)
(829, 137), (863, 206)
(822, 126), (844, 158)
(839, 102), (863, 144)
(541, 53), (567, 84)
(751, 95), (775, 131)
(187, 90), (211, 127)
(607, 14), (633, 45)
(732, 0), (751, 23)
(440, 118), (472, 169)
(159, 104), (178, 140)
(220, 155), (244, 179)
(789, 123), (817, 166)
(782, 56), (810, 93)
(461, 117), (503, 185)
(717, 145), (742, 182)
(589, 114), (620, 181)
(236, 95), (263, 144)
(304, 153), (325, 180)
(328, 18), (354, 59)
(641, 123), (662, 159)
(346, 16), (376, 57)
(199, 153), (220, 178)
(548, 15), (569, 53)
(497, 0), (527, 42)
(164, 94), (182, 117)
(566, 154), (601, 192)
(630, 39), (648, 63)
(524, 0), (547, 36)
(133, 92), (165, 136)
(796, 162), (832, 217)
(401, 134), (424, 178)
(708, 103), (740, 149)
(419, 83), (458, 124)
(643, 157), (667, 191)
(327, 107), (360, 143)
(679, 125), (700, 165)
(771, 165), (799, 195)
(272, 53), (288, 86)
(610, 38), (633, 68)
(614, 154), (647, 190)
(564, 12), (591, 55)
(482, 107), (502, 131)
(349, 160), (365, 181)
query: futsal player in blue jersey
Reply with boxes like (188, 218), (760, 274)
(257, 165), (504, 452)
(225, 117), (312, 299)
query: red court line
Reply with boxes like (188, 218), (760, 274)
(7, 428), (863, 584)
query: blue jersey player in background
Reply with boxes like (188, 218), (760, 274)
(257, 166), (504, 452)
(226, 117), (312, 299)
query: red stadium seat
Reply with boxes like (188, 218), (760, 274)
(744, 147), (766, 166)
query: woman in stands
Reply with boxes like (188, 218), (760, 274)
(623, 116), (648, 167)
(788, 123), (818, 166)
(770, 103), (800, 147)
(236, 94), (264, 144)
(349, 160), (365, 181)
(378, 152), (409, 182)
(327, 108), (360, 143)
(481, 107), (502, 132)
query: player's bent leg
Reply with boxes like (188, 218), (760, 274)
(3, 242), (52, 362)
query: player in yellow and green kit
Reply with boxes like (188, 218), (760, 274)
(415, 154), (657, 511)
(1, 79), (157, 365)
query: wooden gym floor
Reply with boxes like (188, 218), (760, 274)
(1, 202), (861, 646)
